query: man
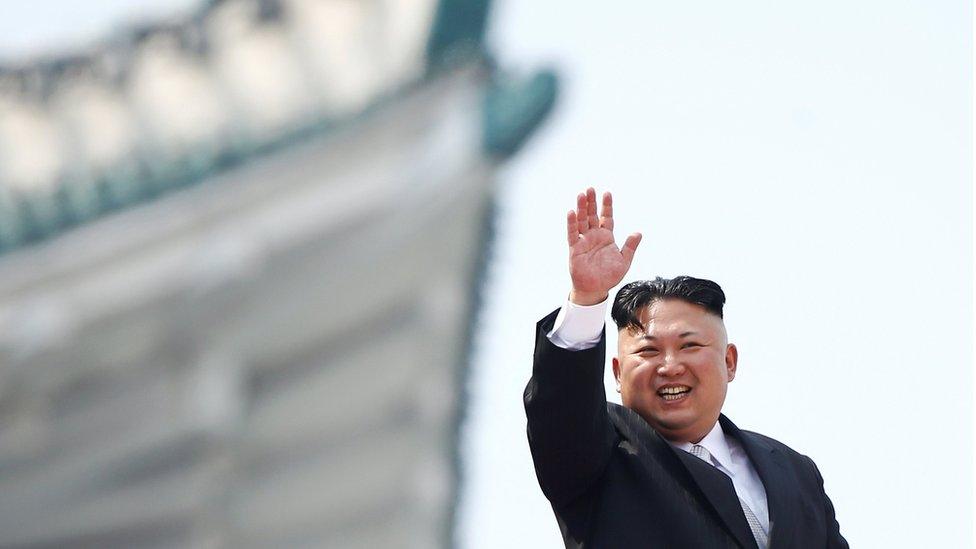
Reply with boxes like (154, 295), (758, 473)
(524, 188), (847, 548)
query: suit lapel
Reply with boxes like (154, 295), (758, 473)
(720, 415), (799, 549)
(609, 405), (757, 549)
(671, 444), (759, 549)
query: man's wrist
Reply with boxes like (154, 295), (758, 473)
(569, 289), (609, 306)
(548, 296), (608, 350)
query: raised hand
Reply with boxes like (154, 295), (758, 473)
(566, 188), (642, 305)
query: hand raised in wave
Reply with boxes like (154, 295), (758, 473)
(566, 188), (642, 305)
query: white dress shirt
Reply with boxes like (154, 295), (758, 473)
(546, 296), (770, 535)
(671, 422), (770, 535)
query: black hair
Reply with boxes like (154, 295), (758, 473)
(610, 276), (726, 331)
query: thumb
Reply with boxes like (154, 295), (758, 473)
(620, 232), (642, 264)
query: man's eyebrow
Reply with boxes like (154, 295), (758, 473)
(636, 331), (699, 340)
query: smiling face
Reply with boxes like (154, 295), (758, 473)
(612, 298), (738, 443)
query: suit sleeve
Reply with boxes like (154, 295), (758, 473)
(523, 308), (618, 509)
(806, 455), (849, 549)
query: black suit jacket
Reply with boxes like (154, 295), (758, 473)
(524, 309), (848, 548)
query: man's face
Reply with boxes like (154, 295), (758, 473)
(612, 298), (737, 443)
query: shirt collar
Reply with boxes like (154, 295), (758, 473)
(670, 421), (736, 477)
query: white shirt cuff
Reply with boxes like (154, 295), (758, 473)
(546, 296), (609, 350)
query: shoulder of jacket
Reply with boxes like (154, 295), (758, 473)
(740, 428), (821, 471)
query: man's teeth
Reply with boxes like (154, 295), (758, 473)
(659, 387), (690, 400)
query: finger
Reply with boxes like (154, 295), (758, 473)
(621, 232), (642, 265)
(576, 192), (589, 232)
(586, 187), (599, 230)
(566, 210), (579, 246)
(600, 191), (614, 231)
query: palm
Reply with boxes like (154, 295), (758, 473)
(565, 188), (642, 304)
(570, 227), (629, 294)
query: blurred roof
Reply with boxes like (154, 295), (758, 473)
(0, 0), (555, 255)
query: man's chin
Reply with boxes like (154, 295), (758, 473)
(636, 408), (695, 434)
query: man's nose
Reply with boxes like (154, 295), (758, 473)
(657, 353), (685, 376)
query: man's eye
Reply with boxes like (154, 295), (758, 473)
(638, 348), (659, 355)
(681, 343), (703, 349)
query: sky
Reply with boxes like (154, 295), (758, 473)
(0, 1), (199, 61)
(0, 1), (971, 548)
(458, 1), (972, 547)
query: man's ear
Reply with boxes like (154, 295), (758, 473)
(612, 357), (621, 384)
(725, 343), (738, 382)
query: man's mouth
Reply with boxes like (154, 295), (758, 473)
(657, 386), (691, 401)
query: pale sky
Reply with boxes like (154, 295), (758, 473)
(0, 1), (199, 61)
(459, 1), (972, 547)
(0, 1), (971, 548)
